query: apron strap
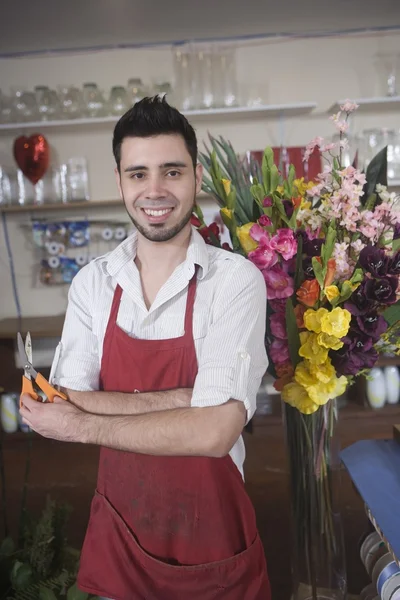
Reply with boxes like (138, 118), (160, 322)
(184, 266), (198, 338)
(108, 283), (123, 329)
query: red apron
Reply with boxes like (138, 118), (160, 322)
(77, 272), (271, 600)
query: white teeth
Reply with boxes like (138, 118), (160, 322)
(143, 208), (172, 216)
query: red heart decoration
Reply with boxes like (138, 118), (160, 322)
(13, 134), (50, 185)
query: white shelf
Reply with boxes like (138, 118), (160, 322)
(389, 179), (400, 188)
(0, 102), (317, 133)
(329, 96), (400, 113)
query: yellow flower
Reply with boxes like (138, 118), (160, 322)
(294, 360), (316, 388)
(304, 308), (329, 333)
(309, 358), (336, 384)
(237, 223), (258, 253)
(220, 207), (233, 220)
(325, 285), (340, 303)
(221, 178), (231, 196)
(282, 382), (319, 414)
(307, 373), (348, 406)
(320, 307), (351, 339)
(317, 333), (344, 350)
(299, 332), (329, 365)
(276, 185), (284, 195)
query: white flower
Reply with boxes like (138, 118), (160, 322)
(340, 100), (359, 113)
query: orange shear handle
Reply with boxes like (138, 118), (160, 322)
(35, 373), (68, 403)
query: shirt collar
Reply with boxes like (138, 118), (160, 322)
(105, 226), (209, 280)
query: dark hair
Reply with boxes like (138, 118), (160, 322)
(112, 95), (198, 172)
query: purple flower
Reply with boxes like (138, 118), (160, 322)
(263, 197), (273, 207)
(304, 238), (323, 257)
(345, 280), (375, 316)
(365, 276), (398, 305)
(303, 257), (315, 279)
(356, 312), (388, 341)
(387, 251), (400, 275)
(394, 224), (400, 240)
(269, 312), (287, 339)
(331, 325), (379, 376)
(359, 245), (388, 277)
(269, 299), (286, 314)
(283, 200), (294, 218)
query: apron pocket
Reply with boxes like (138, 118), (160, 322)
(78, 490), (270, 600)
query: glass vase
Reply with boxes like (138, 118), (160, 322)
(283, 399), (347, 600)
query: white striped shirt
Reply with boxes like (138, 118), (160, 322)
(50, 226), (268, 477)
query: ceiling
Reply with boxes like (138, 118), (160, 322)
(2, 0), (400, 56)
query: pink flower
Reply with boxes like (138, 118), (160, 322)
(340, 99), (359, 113)
(258, 214), (272, 227)
(270, 312), (287, 339)
(263, 197), (273, 207)
(263, 264), (294, 299)
(269, 229), (298, 260)
(250, 223), (270, 244)
(248, 245), (278, 271)
(320, 142), (337, 152)
(303, 136), (324, 162)
(270, 339), (290, 365)
(269, 298), (286, 313)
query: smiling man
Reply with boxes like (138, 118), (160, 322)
(20, 96), (271, 600)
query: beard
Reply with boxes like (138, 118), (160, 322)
(123, 194), (196, 243)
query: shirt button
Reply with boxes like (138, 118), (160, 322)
(240, 351), (249, 359)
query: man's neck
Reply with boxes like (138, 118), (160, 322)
(135, 226), (192, 276)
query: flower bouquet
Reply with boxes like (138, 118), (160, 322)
(194, 102), (400, 600)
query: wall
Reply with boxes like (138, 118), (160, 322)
(1, 31), (400, 322)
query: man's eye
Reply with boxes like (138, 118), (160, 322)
(131, 172), (144, 179)
(167, 170), (180, 177)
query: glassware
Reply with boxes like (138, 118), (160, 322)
(212, 46), (238, 108)
(14, 169), (35, 205)
(0, 91), (14, 123)
(126, 78), (147, 104)
(82, 83), (108, 118)
(173, 47), (197, 111)
(0, 167), (12, 206)
(283, 399), (347, 600)
(35, 86), (61, 121)
(193, 48), (215, 109)
(67, 157), (90, 202)
(58, 85), (83, 119)
(11, 88), (38, 122)
(153, 81), (173, 100)
(109, 86), (129, 116)
(374, 53), (399, 97)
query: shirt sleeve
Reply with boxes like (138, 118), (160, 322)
(191, 258), (268, 423)
(50, 267), (101, 391)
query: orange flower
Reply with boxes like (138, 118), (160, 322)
(294, 304), (306, 328)
(292, 196), (302, 209)
(296, 279), (320, 307)
(274, 362), (294, 391)
(314, 257), (337, 287)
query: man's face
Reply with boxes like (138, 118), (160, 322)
(116, 134), (202, 243)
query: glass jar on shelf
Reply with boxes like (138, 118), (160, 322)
(11, 87), (38, 122)
(193, 47), (215, 109)
(82, 83), (108, 118)
(67, 157), (90, 202)
(127, 78), (147, 105)
(0, 91), (14, 123)
(109, 86), (130, 116)
(34, 86), (61, 121)
(58, 85), (84, 119)
(212, 46), (238, 108)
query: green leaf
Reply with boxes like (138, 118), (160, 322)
(287, 164), (296, 193)
(11, 561), (33, 590)
(322, 224), (337, 263)
(338, 281), (354, 303)
(261, 155), (271, 194)
(39, 587), (58, 600)
(350, 268), (364, 285)
(393, 238), (400, 252)
(362, 146), (388, 201)
(273, 195), (290, 225)
(381, 300), (400, 327)
(250, 183), (264, 204)
(67, 582), (88, 600)
(312, 257), (325, 289)
(0, 537), (15, 558)
(269, 164), (280, 193)
(364, 193), (377, 211)
(285, 299), (301, 368)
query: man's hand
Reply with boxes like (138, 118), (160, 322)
(19, 394), (88, 443)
